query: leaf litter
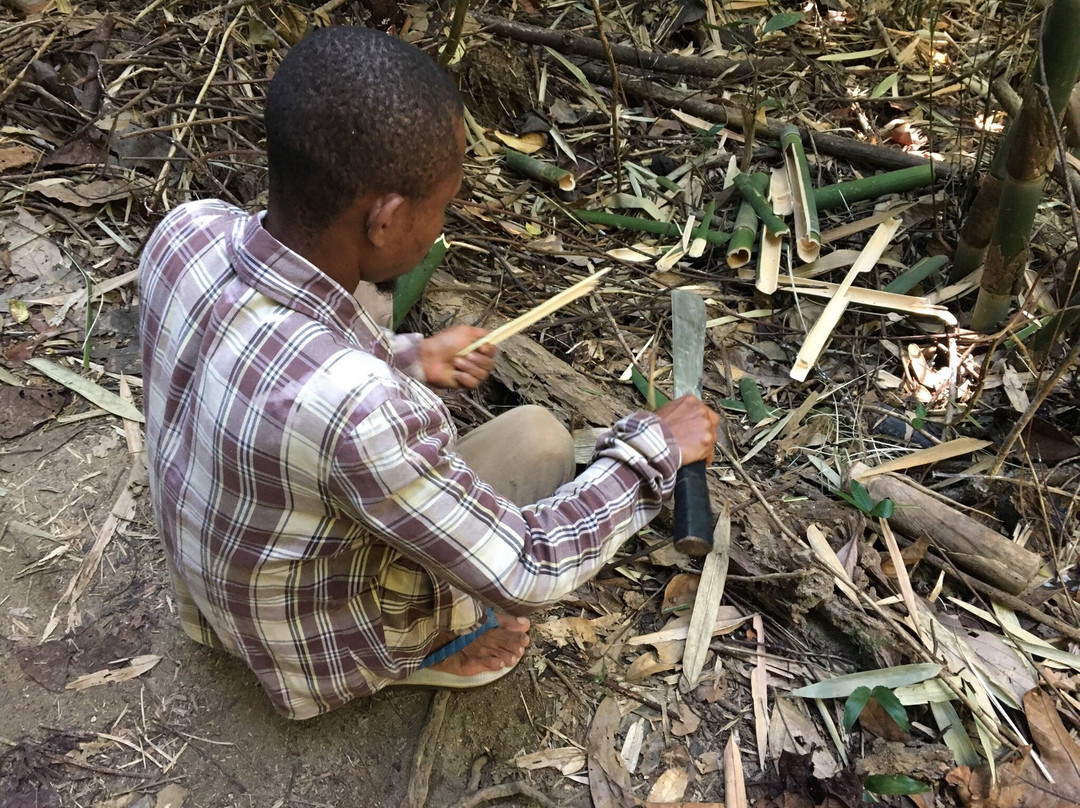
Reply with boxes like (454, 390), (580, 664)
(1, 0), (1079, 806)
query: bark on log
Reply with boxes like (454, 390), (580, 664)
(423, 270), (641, 428)
(473, 12), (794, 81)
(864, 474), (1042, 595)
(576, 62), (961, 175)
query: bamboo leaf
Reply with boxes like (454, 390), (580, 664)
(870, 73), (899, 98)
(850, 480), (873, 513)
(870, 686), (910, 731)
(25, 358), (144, 423)
(843, 686), (872, 731)
(791, 663), (942, 699)
(817, 47), (889, 62)
(870, 498), (895, 519)
(763, 12), (803, 32)
(863, 774), (930, 795)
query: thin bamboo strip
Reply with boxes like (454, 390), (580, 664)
(455, 267), (612, 355)
(777, 275), (957, 324)
(789, 218), (901, 381)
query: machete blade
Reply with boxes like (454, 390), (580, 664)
(672, 290), (706, 400)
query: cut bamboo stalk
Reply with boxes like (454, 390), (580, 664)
(732, 172), (789, 236)
(769, 167), (793, 216)
(789, 217), (901, 381)
(777, 275), (957, 325)
(455, 267), (611, 355)
(679, 505), (731, 693)
(813, 164), (936, 211)
(572, 208), (730, 245)
(687, 200), (715, 258)
(738, 377), (770, 424)
(780, 126), (821, 262)
(862, 473), (1042, 595)
(505, 148), (576, 191)
(727, 175), (767, 269)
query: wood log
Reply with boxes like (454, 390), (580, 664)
(424, 270), (640, 427)
(473, 12), (793, 81)
(864, 474), (1042, 595)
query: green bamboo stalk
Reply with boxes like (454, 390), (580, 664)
(732, 172), (789, 236)
(951, 124), (1015, 280)
(813, 164), (936, 211)
(738, 377), (770, 424)
(972, 0), (1080, 331)
(438, 0), (471, 67)
(727, 175), (767, 268)
(393, 235), (448, 329)
(572, 208), (730, 245)
(687, 199), (716, 258)
(779, 125), (821, 261)
(505, 149), (576, 191)
(882, 255), (949, 294)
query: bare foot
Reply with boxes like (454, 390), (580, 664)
(429, 613), (531, 677)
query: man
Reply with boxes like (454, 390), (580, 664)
(139, 26), (719, 720)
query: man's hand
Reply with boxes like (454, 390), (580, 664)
(418, 325), (497, 389)
(655, 395), (721, 466)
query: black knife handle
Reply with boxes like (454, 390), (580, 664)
(674, 460), (713, 557)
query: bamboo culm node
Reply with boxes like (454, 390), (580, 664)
(505, 149), (576, 192)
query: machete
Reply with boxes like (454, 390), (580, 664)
(671, 289), (714, 556)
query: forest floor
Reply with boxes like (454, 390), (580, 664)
(1, 0), (1079, 807)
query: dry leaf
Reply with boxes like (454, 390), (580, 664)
(626, 651), (676, 682)
(662, 573), (700, 614)
(155, 785), (189, 808)
(767, 697), (839, 778)
(513, 746), (586, 775)
(647, 767), (689, 802)
(588, 697), (637, 808)
(66, 654), (161, 691)
(492, 130), (547, 154)
(670, 703), (701, 737)
(27, 176), (153, 207)
(534, 614), (616, 649)
(0, 145), (40, 172)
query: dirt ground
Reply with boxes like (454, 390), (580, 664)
(0, 416), (592, 807)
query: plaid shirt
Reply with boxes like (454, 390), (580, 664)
(139, 200), (680, 719)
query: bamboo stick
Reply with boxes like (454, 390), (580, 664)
(505, 149), (576, 191)
(757, 175), (786, 295)
(769, 167), (793, 216)
(679, 505), (731, 693)
(780, 125), (821, 262)
(812, 164), (936, 211)
(572, 208), (730, 245)
(393, 235), (448, 329)
(455, 267), (611, 355)
(732, 172), (789, 236)
(789, 217), (901, 381)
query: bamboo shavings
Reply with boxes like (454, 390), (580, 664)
(790, 217), (901, 381)
(456, 267), (611, 355)
(850, 437), (992, 480)
(769, 167), (793, 216)
(723, 734), (747, 808)
(780, 126), (821, 262)
(757, 182), (785, 295)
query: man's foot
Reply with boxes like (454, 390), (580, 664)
(428, 613), (530, 677)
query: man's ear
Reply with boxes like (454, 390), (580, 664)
(365, 193), (405, 248)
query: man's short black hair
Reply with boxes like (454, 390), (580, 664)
(265, 26), (464, 235)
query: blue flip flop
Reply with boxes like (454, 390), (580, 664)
(386, 608), (516, 690)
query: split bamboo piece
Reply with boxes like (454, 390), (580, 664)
(777, 275), (957, 325)
(727, 174), (767, 268)
(780, 126), (821, 262)
(455, 267), (611, 355)
(789, 217), (901, 381)
(757, 178), (786, 295)
(679, 505), (731, 693)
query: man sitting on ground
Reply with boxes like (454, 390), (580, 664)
(139, 25), (719, 720)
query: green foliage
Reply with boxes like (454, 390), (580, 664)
(835, 480), (894, 519)
(764, 12), (803, 33)
(843, 685), (910, 732)
(911, 402), (928, 431)
(863, 774), (931, 795)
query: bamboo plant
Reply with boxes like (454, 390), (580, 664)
(970, 0), (1080, 331)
